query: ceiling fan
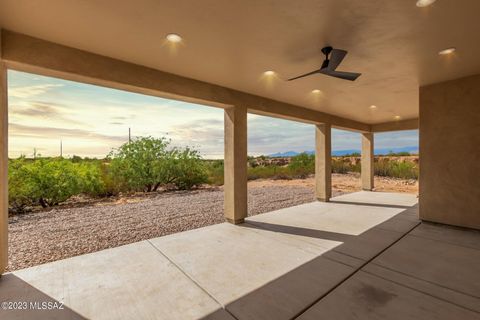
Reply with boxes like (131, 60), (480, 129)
(288, 46), (361, 81)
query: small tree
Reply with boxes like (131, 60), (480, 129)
(168, 147), (208, 190)
(108, 137), (171, 192)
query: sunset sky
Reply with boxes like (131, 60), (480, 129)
(7, 70), (418, 159)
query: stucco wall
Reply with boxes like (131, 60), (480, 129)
(419, 74), (480, 229)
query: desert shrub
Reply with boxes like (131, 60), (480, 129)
(8, 157), (33, 211)
(108, 137), (208, 192)
(108, 137), (171, 192)
(98, 161), (122, 195)
(288, 153), (314, 178)
(248, 165), (291, 180)
(167, 147), (208, 190)
(331, 158), (351, 174)
(9, 157), (108, 211)
(206, 160), (224, 185)
(75, 161), (105, 196)
(374, 159), (418, 179)
(385, 151), (411, 156)
(9, 158), (83, 208)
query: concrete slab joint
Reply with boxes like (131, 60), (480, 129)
(224, 105), (248, 224)
(315, 123), (332, 202)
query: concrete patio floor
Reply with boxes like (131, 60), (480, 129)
(1, 191), (479, 319)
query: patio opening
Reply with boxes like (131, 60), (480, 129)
(247, 113), (316, 214)
(7, 70), (231, 271)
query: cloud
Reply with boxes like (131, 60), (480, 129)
(171, 119), (224, 142)
(111, 116), (131, 120)
(9, 123), (127, 143)
(9, 84), (64, 98)
(166, 119), (224, 157)
(12, 103), (62, 117)
(10, 102), (85, 125)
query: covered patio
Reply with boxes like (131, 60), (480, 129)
(3, 191), (479, 319)
(1, 1), (480, 319)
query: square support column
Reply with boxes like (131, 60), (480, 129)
(224, 105), (247, 224)
(361, 132), (374, 191)
(315, 123), (331, 201)
(0, 62), (7, 275)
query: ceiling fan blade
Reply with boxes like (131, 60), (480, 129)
(287, 69), (321, 81)
(327, 49), (347, 70)
(325, 70), (361, 81)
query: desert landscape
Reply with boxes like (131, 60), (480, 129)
(7, 173), (417, 271)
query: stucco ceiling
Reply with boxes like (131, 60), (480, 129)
(1, 0), (479, 124)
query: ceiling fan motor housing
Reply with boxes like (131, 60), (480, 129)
(321, 46), (333, 56)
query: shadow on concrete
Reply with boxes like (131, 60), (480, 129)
(3, 201), (424, 320)
(329, 200), (413, 209)
(243, 221), (356, 242)
(0, 274), (87, 320)
(201, 205), (421, 320)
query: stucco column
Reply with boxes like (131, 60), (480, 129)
(224, 105), (247, 224)
(361, 132), (374, 191)
(315, 123), (331, 201)
(0, 62), (7, 275)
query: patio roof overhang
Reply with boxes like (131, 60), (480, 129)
(1, 30), (375, 132)
(1, 1), (479, 128)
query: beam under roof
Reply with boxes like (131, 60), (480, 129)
(0, 30), (370, 132)
(371, 118), (419, 132)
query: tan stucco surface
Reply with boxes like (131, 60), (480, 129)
(419, 75), (480, 229)
(1, 1), (480, 124)
(0, 40), (7, 273)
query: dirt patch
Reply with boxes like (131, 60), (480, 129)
(250, 173), (418, 194)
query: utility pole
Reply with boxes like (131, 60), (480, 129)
(60, 140), (63, 158)
(128, 127), (131, 143)
(33, 148), (37, 160)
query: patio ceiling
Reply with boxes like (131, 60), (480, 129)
(0, 0), (479, 124)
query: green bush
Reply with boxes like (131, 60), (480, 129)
(8, 158), (83, 209)
(75, 161), (105, 196)
(248, 165), (291, 180)
(374, 159), (418, 179)
(108, 137), (171, 192)
(331, 158), (351, 174)
(167, 147), (208, 190)
(8, 157), (33, 211)
(206, 160), (224, 185)
(288, 153), (314, 178)
(108, 137), (208, 192)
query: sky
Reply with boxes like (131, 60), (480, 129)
(7, 70), (418, 159)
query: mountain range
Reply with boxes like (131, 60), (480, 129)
(268, 146), (419, 157)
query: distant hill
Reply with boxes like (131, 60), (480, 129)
(267, 151), (303, 157)
(268, 146), (418, 157)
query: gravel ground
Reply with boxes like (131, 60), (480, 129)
(8, 183), (337, 272)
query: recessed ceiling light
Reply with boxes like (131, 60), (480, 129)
(312, 89), (321, 94)
(370, 105), (377, 109)
(438, 47), (456, 55)
(416, 0), (436, 7)
(264, 70), (275, 76)
(394, 115), (401, 120)
(166, 33), (182, 43)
